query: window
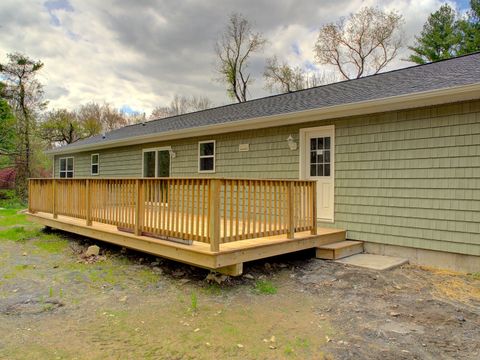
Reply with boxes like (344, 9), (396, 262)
(91, 154), (99, 175)
(198, 140), (215, 172)
(59, 157), (74, 178)
(309, 136), (331, 177)
(143, 148), (171, 178)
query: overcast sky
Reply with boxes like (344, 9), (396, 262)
(0, 0), (470, 115)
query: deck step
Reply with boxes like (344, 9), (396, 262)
(316, 240), (363, 260)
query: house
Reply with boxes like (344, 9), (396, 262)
(0, 167), (16, 190)
(28, 52), (480, 273)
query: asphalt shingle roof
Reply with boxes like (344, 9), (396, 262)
(61, 52), (480, 151)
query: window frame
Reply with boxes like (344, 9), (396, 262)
(59, 156), (74, 178)
(198, 140), (216, 173)
(142, 146), (172, 178)
(91, 153), (100, 176)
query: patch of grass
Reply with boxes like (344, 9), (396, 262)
(203, 283), (222, 296)
(284, 345), (294, 356)
(190, 292), (198, 313)
(0, 209), (29, 227)
(0, 226), (40, 242)
(283, 337), (311, 357)
(253, 280), (277, 295)
(136, 268), (159, 285)
(470, 272), (480, 280)
(34, 234), (69, 253)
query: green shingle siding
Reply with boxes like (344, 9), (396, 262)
(54, 99), (480, 256)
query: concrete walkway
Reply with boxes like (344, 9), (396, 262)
(336, 253), (409, 270)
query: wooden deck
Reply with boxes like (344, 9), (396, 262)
(27, 178), (346, 275)
(27, 211), (346, 275)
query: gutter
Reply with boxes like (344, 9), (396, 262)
(47, 83), (480, 155)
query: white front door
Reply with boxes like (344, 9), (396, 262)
(300, 126), (335, 222)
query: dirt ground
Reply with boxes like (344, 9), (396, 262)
(0, 209), (479, 360)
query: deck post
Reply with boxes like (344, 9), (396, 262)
(86, 179), (92, 226)
(208, 179), (221, 252)
(28, 180), (33, 213)
(310, 181), (317, 235)
(287, 182), (295, 239)
(134, 179), (142, 236)
(52, 179), (58, 219)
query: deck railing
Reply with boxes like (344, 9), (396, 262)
(29, 178), (317, 251)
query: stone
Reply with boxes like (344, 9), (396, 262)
(243, 274), (254, 280)
(85, 245), (100, 257)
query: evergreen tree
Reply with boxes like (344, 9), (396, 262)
(457, 0), (480, 55)
(408, 4), (460, 64)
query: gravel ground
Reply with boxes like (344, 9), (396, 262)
(0, 209), (479, 359)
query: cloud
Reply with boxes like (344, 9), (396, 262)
(0, 0), (457, 115)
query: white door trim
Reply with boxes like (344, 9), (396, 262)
(299, 125), (335, 222)
(142, 146), (172, 178)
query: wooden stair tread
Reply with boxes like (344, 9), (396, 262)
(316, 240), (363, 260)
(317, 240), (363, 250)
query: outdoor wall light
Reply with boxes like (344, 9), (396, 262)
(169, 149), (176, 158)
(287, 135), (297, 150)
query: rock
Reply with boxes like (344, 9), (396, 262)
(389, 312), (400, 317)
(172, 270), (185, 277)
(178, 279), (190, 285)
(270, 336), (276, 343)
(269, 345), (277, 349)
(243, 274), (254, 280)
(85, 245), (100, 257)
(119, 296), (128, 302)
(264, 263), (272, 271)
(206, 272), (228, 284)
(152, 267), (163, 274)
(22, 252), (27, 256)
(194, 328), (200, 332)
(237, 344), (244, 349)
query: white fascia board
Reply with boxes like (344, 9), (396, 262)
(47, 83), (480, 155)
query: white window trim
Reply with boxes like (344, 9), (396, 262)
(91, 153), (100, 176)
(198, 140), (216, 173)
(59, 156), (74, 178)
(299, 125), (335, 223)
(142, 146), (172, 178)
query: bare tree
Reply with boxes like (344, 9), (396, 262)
(215, 13), (266, 102)
(150, 94), (214, 119)
(314, 7), (404, 80)
(100, 103), (128, 132)
(76, 102), (127, 133)
(264, 56), (337, 93)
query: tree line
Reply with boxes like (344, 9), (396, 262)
(1, 1), (479, 200)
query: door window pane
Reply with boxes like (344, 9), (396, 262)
(143, 151), (156, 177)
(309, 137), (331, 177)
(157, 150), (170, 177)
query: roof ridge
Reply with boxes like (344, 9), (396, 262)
(138, 51), (480, 126)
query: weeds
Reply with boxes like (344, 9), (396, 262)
(470, 272), (480, 280)
(253, 280), (277, 295)
(0, 226), (40, 242)
(190, 292), (198, 313)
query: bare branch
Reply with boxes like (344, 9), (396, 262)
(215, 13), (266, 102)
(314, 7), (404, 79)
